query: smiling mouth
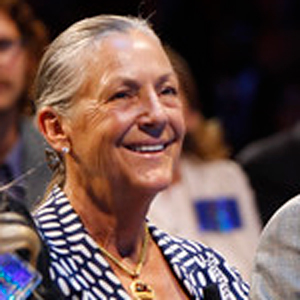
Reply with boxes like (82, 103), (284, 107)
(123, 140), (174, 153)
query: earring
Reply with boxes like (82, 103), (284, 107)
(62, 146), (70, 154)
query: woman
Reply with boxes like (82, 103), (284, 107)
(33, 15), (249, 299)
(0, 0), (50, 208)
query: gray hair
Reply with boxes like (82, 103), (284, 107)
(34, 14), (157, 115)
(35, 15), (159, 194)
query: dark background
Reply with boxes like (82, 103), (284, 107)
(27, 0), (300, 155)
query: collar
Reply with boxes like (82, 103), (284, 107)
(149, 224), (206, 299)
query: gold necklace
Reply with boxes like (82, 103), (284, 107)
(97, 225), (155, 300)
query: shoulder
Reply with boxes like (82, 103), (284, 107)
(236, 125), (300, 166)
(251, 195), (300, 299)
(149, 224), (249, 298)
(259, 195), (300, 242)
(150, 223), (234, 267)
(150, 223), (214, 257)
(34, 186), (68, 227)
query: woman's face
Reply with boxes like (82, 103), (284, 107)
(65, 30), (185, 194)
(0, 10), (27, 113)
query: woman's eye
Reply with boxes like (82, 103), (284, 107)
(109, 91), (131, 101)
(160, 86), (178, 96)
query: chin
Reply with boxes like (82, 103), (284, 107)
(133, 171), (173, 194)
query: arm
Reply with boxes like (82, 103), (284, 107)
(250, 195), (300, 299)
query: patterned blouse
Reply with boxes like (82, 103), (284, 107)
(34, 186), (249, 299)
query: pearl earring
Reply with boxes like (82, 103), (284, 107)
(62, 146), (70, 154)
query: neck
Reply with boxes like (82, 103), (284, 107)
(64, 178), (153, 260)
(0, 111), (19, 164)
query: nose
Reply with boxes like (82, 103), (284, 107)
(138, 89), (167, 138)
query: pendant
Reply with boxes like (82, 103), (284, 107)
(130, 279), (155, 300)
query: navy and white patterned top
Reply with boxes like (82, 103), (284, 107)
(34, 186), (249, 299)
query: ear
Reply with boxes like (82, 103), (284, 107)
(37, 107), (69, 152)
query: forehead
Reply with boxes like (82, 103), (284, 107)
(0, 10), (20, 38)
(76, 30), (177, 99)
(90, 30), (173, 79)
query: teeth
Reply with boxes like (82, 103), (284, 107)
(129, 144), (165, 153)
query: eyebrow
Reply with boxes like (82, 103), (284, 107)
(116, 72), (176, 87)
(155, 73), (177, 87)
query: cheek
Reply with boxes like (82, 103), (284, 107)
(70, 120), (112, 177)
(69, 105), (131, 170)
(71, 110), (108, 156)
(171, 107), (186, 141)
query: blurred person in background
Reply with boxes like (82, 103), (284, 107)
(250, 193), (300, 299)
(148, 47), (261, 281)
(237, 119), (300, 226)
(0, 0), (50, 209)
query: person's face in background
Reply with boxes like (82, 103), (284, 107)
(64, 30), (185, 196)
(0, 10), (28, 114)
